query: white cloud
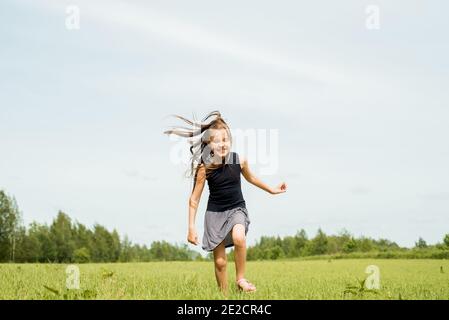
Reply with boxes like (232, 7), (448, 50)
(36, 0), (345, 84)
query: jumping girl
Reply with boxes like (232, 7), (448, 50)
(164, 111), (287, 294)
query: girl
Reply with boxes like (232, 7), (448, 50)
(164, 111), (287, 294)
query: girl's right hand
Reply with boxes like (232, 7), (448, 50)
(187, 227), (199, 245)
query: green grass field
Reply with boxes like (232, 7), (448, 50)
(1, 259), (448, 300)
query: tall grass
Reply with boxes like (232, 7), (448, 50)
(1, 259), (448, 300)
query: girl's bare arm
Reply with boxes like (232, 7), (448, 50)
(187, 165), (206, 245)
(240, 156), (287, 194)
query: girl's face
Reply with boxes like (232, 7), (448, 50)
(208, 128), (231, 158)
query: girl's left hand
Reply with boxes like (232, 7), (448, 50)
(271, 182), (287, 194)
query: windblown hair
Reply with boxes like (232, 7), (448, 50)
(163, 111), (233, 188)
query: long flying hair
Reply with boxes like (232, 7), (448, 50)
(164, 111), (233, 189)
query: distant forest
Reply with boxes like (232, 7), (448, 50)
(1, 189), (449, 263)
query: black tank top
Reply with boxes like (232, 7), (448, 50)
(206, 151), (246, 212)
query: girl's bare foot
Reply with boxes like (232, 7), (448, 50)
(236, 278), (256, 292)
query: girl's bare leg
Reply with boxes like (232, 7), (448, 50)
(213, 241), (228, 295)
(232, 224), (247, 281)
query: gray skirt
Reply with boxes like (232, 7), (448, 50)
(202, 206), (251, 252)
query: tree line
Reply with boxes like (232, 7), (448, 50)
(226, 229), (449, 261)
(1, 189), (449, 262)
(0, 190), (201, 263)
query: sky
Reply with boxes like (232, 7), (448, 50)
(1, 0), (448, 253)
